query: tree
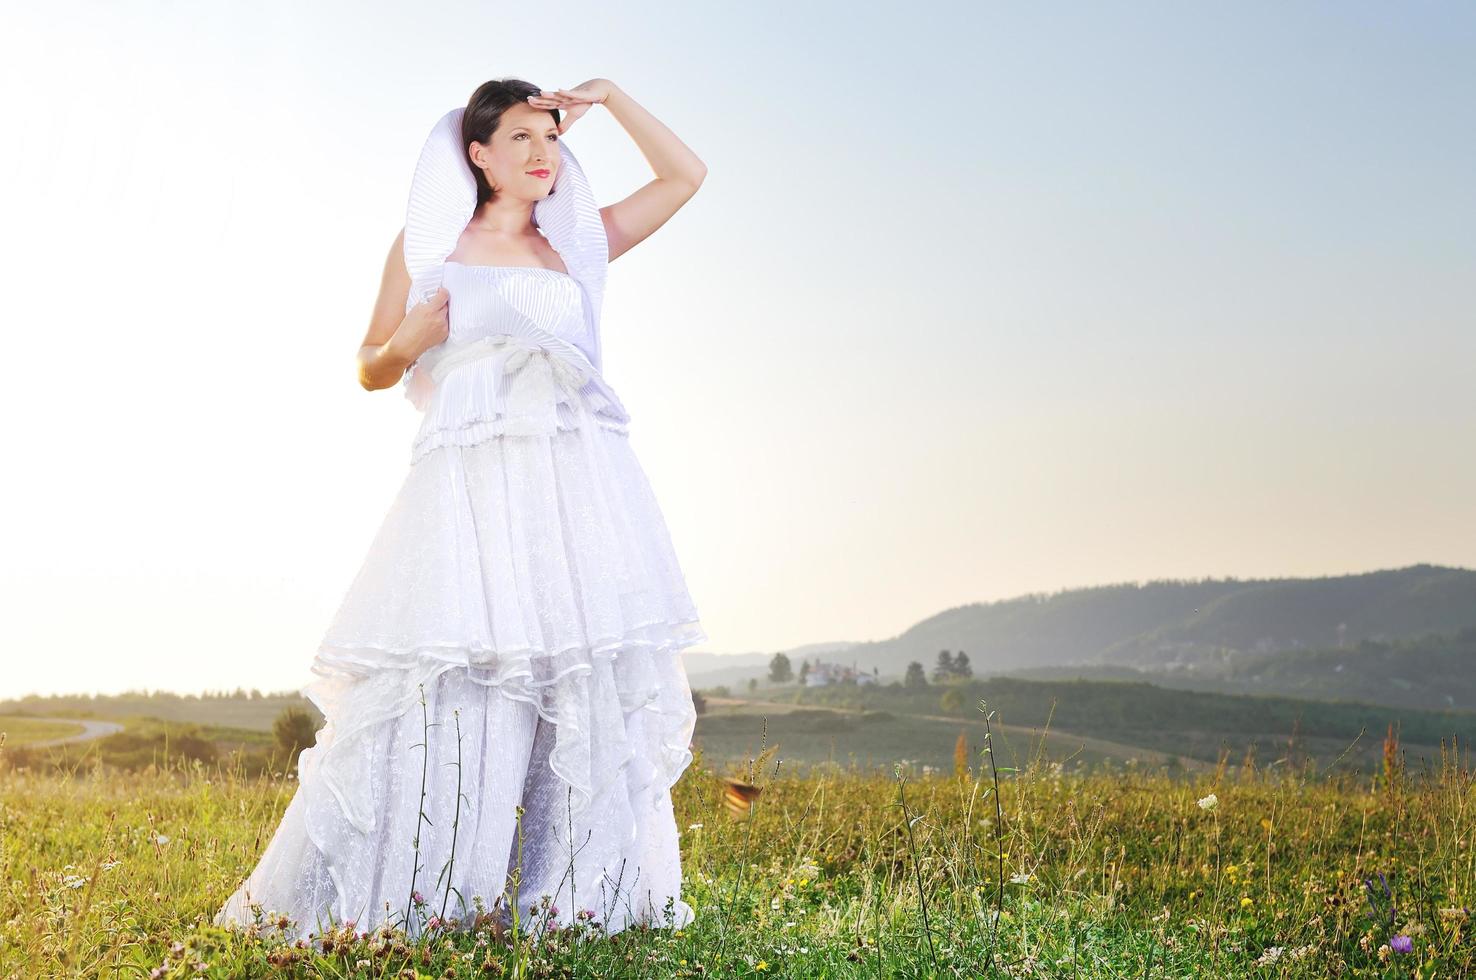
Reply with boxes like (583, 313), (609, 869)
(768, 652), (794, 684)
(952, 651), (973, 680)
(933, 650), (956, 683)
(747, 677), (758, 692)
(940, 687), (966, 714)
(904, 661), (928, 688)
(273, 706), (318, 770)
(798, 660), (811, 685)
(692, 690), (707, 715)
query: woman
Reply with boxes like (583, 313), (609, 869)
(215, 77), (709, 942)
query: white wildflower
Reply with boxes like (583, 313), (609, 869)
(1197, 793), (1219, 811)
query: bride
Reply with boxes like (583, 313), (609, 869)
(215, 76), (710, 942)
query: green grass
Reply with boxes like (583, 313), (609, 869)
(2, 710), (1473, 978)
(694, 705), (1198, 775)
(748, 676), (1476, 773)
(0, 716), (84, 746)
(0, 693), (320, 733)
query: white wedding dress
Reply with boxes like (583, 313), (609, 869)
(214, 259), (706, 941)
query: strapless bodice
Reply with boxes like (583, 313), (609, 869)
(400, 265), (631, 466)
(440, 262), (593, 357)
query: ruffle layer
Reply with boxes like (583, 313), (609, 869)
(279, 399), (707, 933)
(404, 331), (630, 466)
(218, 654), (698, 940)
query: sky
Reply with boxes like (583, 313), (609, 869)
(1, 2), (1472, 698)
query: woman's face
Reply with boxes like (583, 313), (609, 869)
(468, 103), (561, 201)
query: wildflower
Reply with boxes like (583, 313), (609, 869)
(1009, 873), (1032, 885)
(1197, 793), (1218, 811)
(1240, 897), (1254, 909)
(756, 961), (769, 972)
(1390, 935), (1413, 954)
(1225, 864), (1239, 877)
(412, 890), (425, 906)
(688, 823), (703, 831)
(1254, 946), (1284, 966)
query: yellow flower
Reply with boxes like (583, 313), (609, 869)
(756, 960), (769, 972)
(1225, 864), (1239, 876)
(1241, 896), (1254, 909)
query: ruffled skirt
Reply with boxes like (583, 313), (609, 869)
(215, 341), (706, 941)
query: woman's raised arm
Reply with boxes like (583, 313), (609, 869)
(532, 79), (706, 263)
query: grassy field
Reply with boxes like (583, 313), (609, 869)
(0, 716), (84, 745)
(2, 707), (1473, 978)
(744, 677), (1476, 775)
(14, 670), (1460, 779)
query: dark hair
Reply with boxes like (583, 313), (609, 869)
(463, 78), (560, 208)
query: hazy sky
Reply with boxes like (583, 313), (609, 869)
(2, 2), (1472, 698)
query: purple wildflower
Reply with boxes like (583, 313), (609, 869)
(1390, 935), (1413, 954)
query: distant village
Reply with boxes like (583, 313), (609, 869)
(799, 659), (879, 687)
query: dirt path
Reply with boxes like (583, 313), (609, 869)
(703, 696), (1210, 773)
(23, 719), (125, 748)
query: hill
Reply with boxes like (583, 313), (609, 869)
(814, 564), (1475, 709)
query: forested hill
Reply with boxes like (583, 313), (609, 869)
(839, 564), (1475, 679)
